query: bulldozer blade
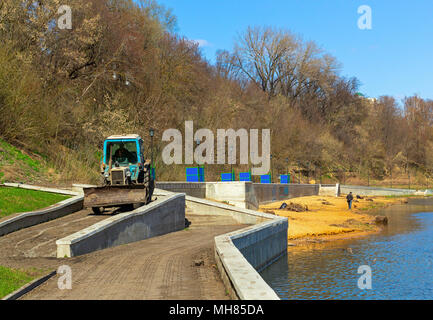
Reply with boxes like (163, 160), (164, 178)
(83, 185), (148, 208)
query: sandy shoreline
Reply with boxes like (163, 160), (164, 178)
(259, 195), (410, 245)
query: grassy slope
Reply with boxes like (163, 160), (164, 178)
(0, 187), (70, 218)
(0, 266), (47, 299)
(0, 138), (61, 185)
(0, 140), (68, 298)
(0, 266), (33, 298)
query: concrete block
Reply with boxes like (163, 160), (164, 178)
(205, 182), (259, 210)
(319, 184), (340, 197)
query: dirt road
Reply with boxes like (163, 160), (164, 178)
(0, 208), (115, 260)
(1, 212), (245, 300)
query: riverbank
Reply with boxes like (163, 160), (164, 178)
(260, 197), (433, 300)
(259, 195), (409, 243)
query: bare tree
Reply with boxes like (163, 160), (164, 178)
(230, 26), (297, 97)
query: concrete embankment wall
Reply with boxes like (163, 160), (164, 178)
(56, 193), (185, 258)
(157, 181), (419, 199)
(341, 185), (417, 196)
(155, 189), (286, 300)
(0, 184), (83, 237)
(318, 184), (341, 197)
(156, 182), (207, 198)
(214, 217), (287, 300)
(206, 182), (259, 209)
(253, 183), (319, 205)
(157, 182), (322, 210)
(230, 219), (288, 272)
(186, 196), (287, 300)
(202, 198), (286, 300)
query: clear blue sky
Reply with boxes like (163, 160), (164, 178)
(155, 0), (433, 101)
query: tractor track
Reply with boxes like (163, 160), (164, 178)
(0, 211), (246, 300)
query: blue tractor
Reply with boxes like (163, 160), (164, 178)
(83, 135), (154, 214)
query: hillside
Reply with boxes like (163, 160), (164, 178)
(0, 138), (56, 185)
(0, 138), (99, 186)
(0, 0), (432, 185)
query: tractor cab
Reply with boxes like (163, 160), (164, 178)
(83, 134), (154, 214)
(101, 135), (146, 186)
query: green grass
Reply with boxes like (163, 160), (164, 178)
(359, 202), (386, 211)
(0, 266), (36, 299)
(0, 138), (42, 172)
(0, 138), (51, 184)
(0, 187), (70, 218)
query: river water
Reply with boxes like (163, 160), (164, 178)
(260, 198), (433, 300)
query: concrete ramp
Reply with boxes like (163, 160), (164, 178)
(56, 193), (185, 257)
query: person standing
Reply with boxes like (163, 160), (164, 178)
(346, 192), (354, 210)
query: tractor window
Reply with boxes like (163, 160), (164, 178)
(107, 141), (138, 166)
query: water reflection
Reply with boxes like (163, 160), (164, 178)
(260, 198), (433, 300)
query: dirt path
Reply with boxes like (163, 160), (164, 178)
(5, 214), (245, 300)
(0, 209), (116, 260)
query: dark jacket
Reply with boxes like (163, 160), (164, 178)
(346, 194), (354, 202)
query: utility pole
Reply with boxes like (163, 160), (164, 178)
(149, 128), (155, 179)
(149, 128), (154, 164)
(230, 145), (234, 181)
(250, 151), (254, 183)
(196, 138), (203, 181)
(270, 154), (273, 183)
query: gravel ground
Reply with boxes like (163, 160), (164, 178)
(0, 211), (245, 300)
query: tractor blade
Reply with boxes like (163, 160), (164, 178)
(83, 185), (148, 208)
